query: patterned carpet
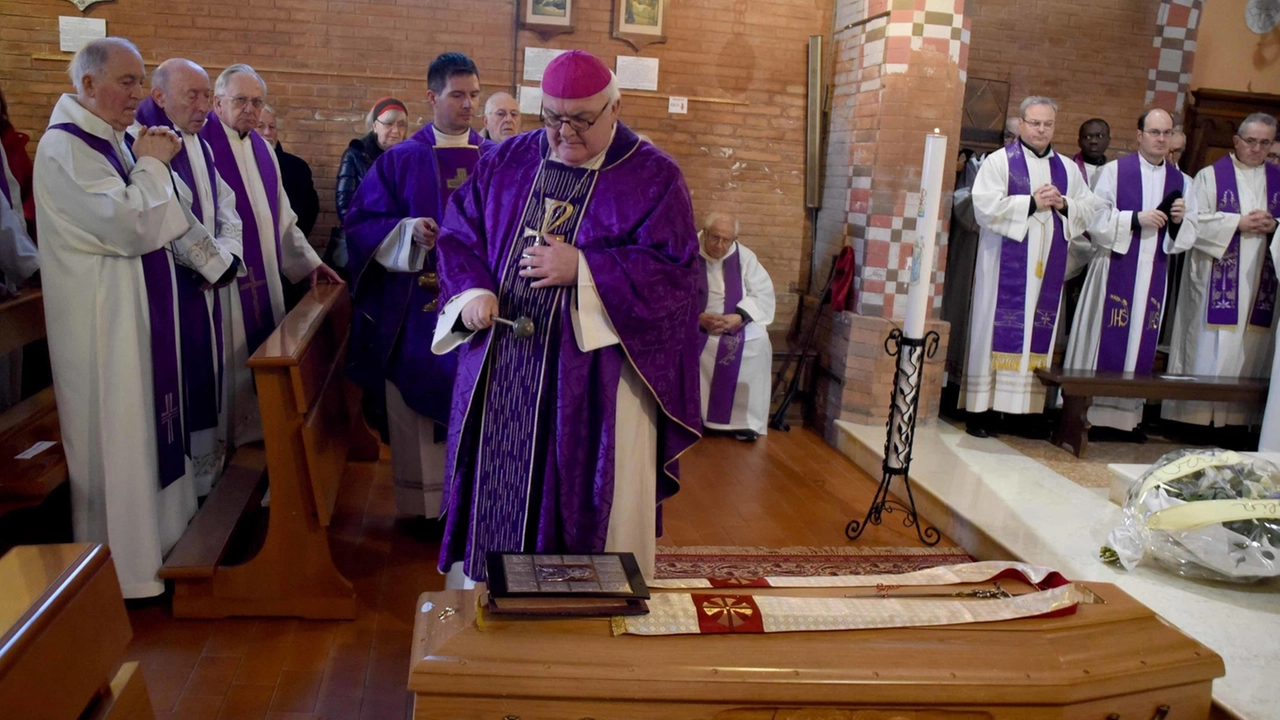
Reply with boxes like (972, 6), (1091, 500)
(653, 545), (975, 580)
(997, 434), (1205, 489)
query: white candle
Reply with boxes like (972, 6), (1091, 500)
(903, 131), (948, 339)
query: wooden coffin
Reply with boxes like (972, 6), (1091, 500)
(409, 582), (1224, 720)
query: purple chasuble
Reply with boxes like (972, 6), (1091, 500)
(1096, 154), (1182, 373)
(343, 125), (492, 423)
(200, 113), (280, 354)
(435, 123), (703, 580)
(1206, 155), (1280, 328)
(135, 99), (223, 431)
(49, 123), (185, 488)
(701, 247), (746, 424)
(992, 141), (1071, 371)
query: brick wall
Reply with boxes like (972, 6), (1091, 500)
(0, 0), (830, 327)
(966, 0), (1162, 157)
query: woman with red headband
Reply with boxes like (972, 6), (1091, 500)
(331, 97), (409, 273)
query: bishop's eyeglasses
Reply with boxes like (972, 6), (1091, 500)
(224, 95), (266, 110)
(541, 100), (612, 133)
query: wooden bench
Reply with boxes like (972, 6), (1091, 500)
(0, 543), (155, 720)
(0, 291), (70, 548)
(160, 284), (360, 619)
(1034, 367), (1270, 457)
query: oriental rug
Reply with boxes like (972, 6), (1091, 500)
(653, 545), (975, 580)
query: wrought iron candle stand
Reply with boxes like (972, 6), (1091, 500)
(845, 327), (941, 546)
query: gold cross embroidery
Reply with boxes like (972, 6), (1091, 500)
(446, 168), (468, 190)
(242, 266), (268, 327)
(522, 199), (575, 246)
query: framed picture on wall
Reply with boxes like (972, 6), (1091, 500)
(613, 0), (667, 51)
(521, 0), (575, 39)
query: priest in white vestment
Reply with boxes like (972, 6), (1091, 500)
(203, 64), (339, 447)
(1064, 109), (1197, 432)
(960, 96), (1096, 437)
(697, 212), (776, 440)
(0, 141), (39, 413)
(131, 58), (244, 496)
(1166, 113), (1280, 430)
(36, 38), (236, 597)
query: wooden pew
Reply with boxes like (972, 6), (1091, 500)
(0, 291), (70, 548)
(1035, 367), (1269, 457)
(0, 543), (155, 720)
(160, 284), (358, 619)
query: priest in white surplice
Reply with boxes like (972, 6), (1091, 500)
(1064, 109), (1197, 432)
(131, 58), (244, 496)
(1165, 113), (1280, 430)
(960, 96), (1095, 437)
(202, 64), (341, 447)
(697, 212), (776, 440)
(36, 38), (238, 597)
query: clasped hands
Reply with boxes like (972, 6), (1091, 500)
(131, 126), (182, 164)
(700, 312), (744, 335)
(1137, 199), (1187, 229)
(1239, 209), (1279, 235)
(1031, 183), (1065, 213)
(459, 236), (579, 332)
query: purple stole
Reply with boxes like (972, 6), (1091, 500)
(469, 159), (597, 569)
(134, 99), (223, 432)
(1072, 153), (1088, 183)
(1207, 155), (1280, 328)
(0, 165), (11, 207)
(1097, 154), (1182, 372)
(992, 141), (1071, 371)
(199, 113), (279, 354)
(49, 122), (185, 488)
(701, 248), (746, 424)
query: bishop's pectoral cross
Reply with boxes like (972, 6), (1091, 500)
(446, 168), (468, 190)
(522, 199), (576, 247)
(242, 266), (269, 326)
(161, 392), (180, 444)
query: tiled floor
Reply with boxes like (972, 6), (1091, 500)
(123, 429), (941, 719)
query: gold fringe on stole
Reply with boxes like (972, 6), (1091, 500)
(990, 352), (1023, 371)
(1027, 353), (1049, 371)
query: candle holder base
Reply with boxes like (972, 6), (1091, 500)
(845, 328), (941, 546)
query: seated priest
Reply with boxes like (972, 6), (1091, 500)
(697, 212), (776, 441)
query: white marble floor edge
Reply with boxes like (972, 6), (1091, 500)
(835, 419), (1280, 720)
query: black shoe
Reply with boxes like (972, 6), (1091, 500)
(965, 423), (991, 439)
(733, 430), (759, 442)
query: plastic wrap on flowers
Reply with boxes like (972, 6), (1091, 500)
(1102, 448), (1280, 582)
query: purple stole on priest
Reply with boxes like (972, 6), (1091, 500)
(199, 113), (280, 354)
(134, 99), (224, 433)
(0, 164), (11, 207)
(700, 248), (746, 424)
(48, 123), (185, 488)
(467, 160), (597, 572)
(1206, 155), (1280, 329)
(992, 141), (1071, 372)
(1095, 154), (1182, 373)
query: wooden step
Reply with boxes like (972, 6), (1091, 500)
(158, 445), (267, 580)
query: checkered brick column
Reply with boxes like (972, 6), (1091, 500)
(812, 0), (969, 442)
(1145, 0), (1202, 117)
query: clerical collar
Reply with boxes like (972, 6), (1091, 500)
(432, 125), (471, 148)
(1138, 153), (1165, 168)
(1019, 139), (1053, 159)
(1230, 153), (1263, 173)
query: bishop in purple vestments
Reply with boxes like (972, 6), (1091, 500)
(431, 51), (702, 584)
(345, 53), (495, 519)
